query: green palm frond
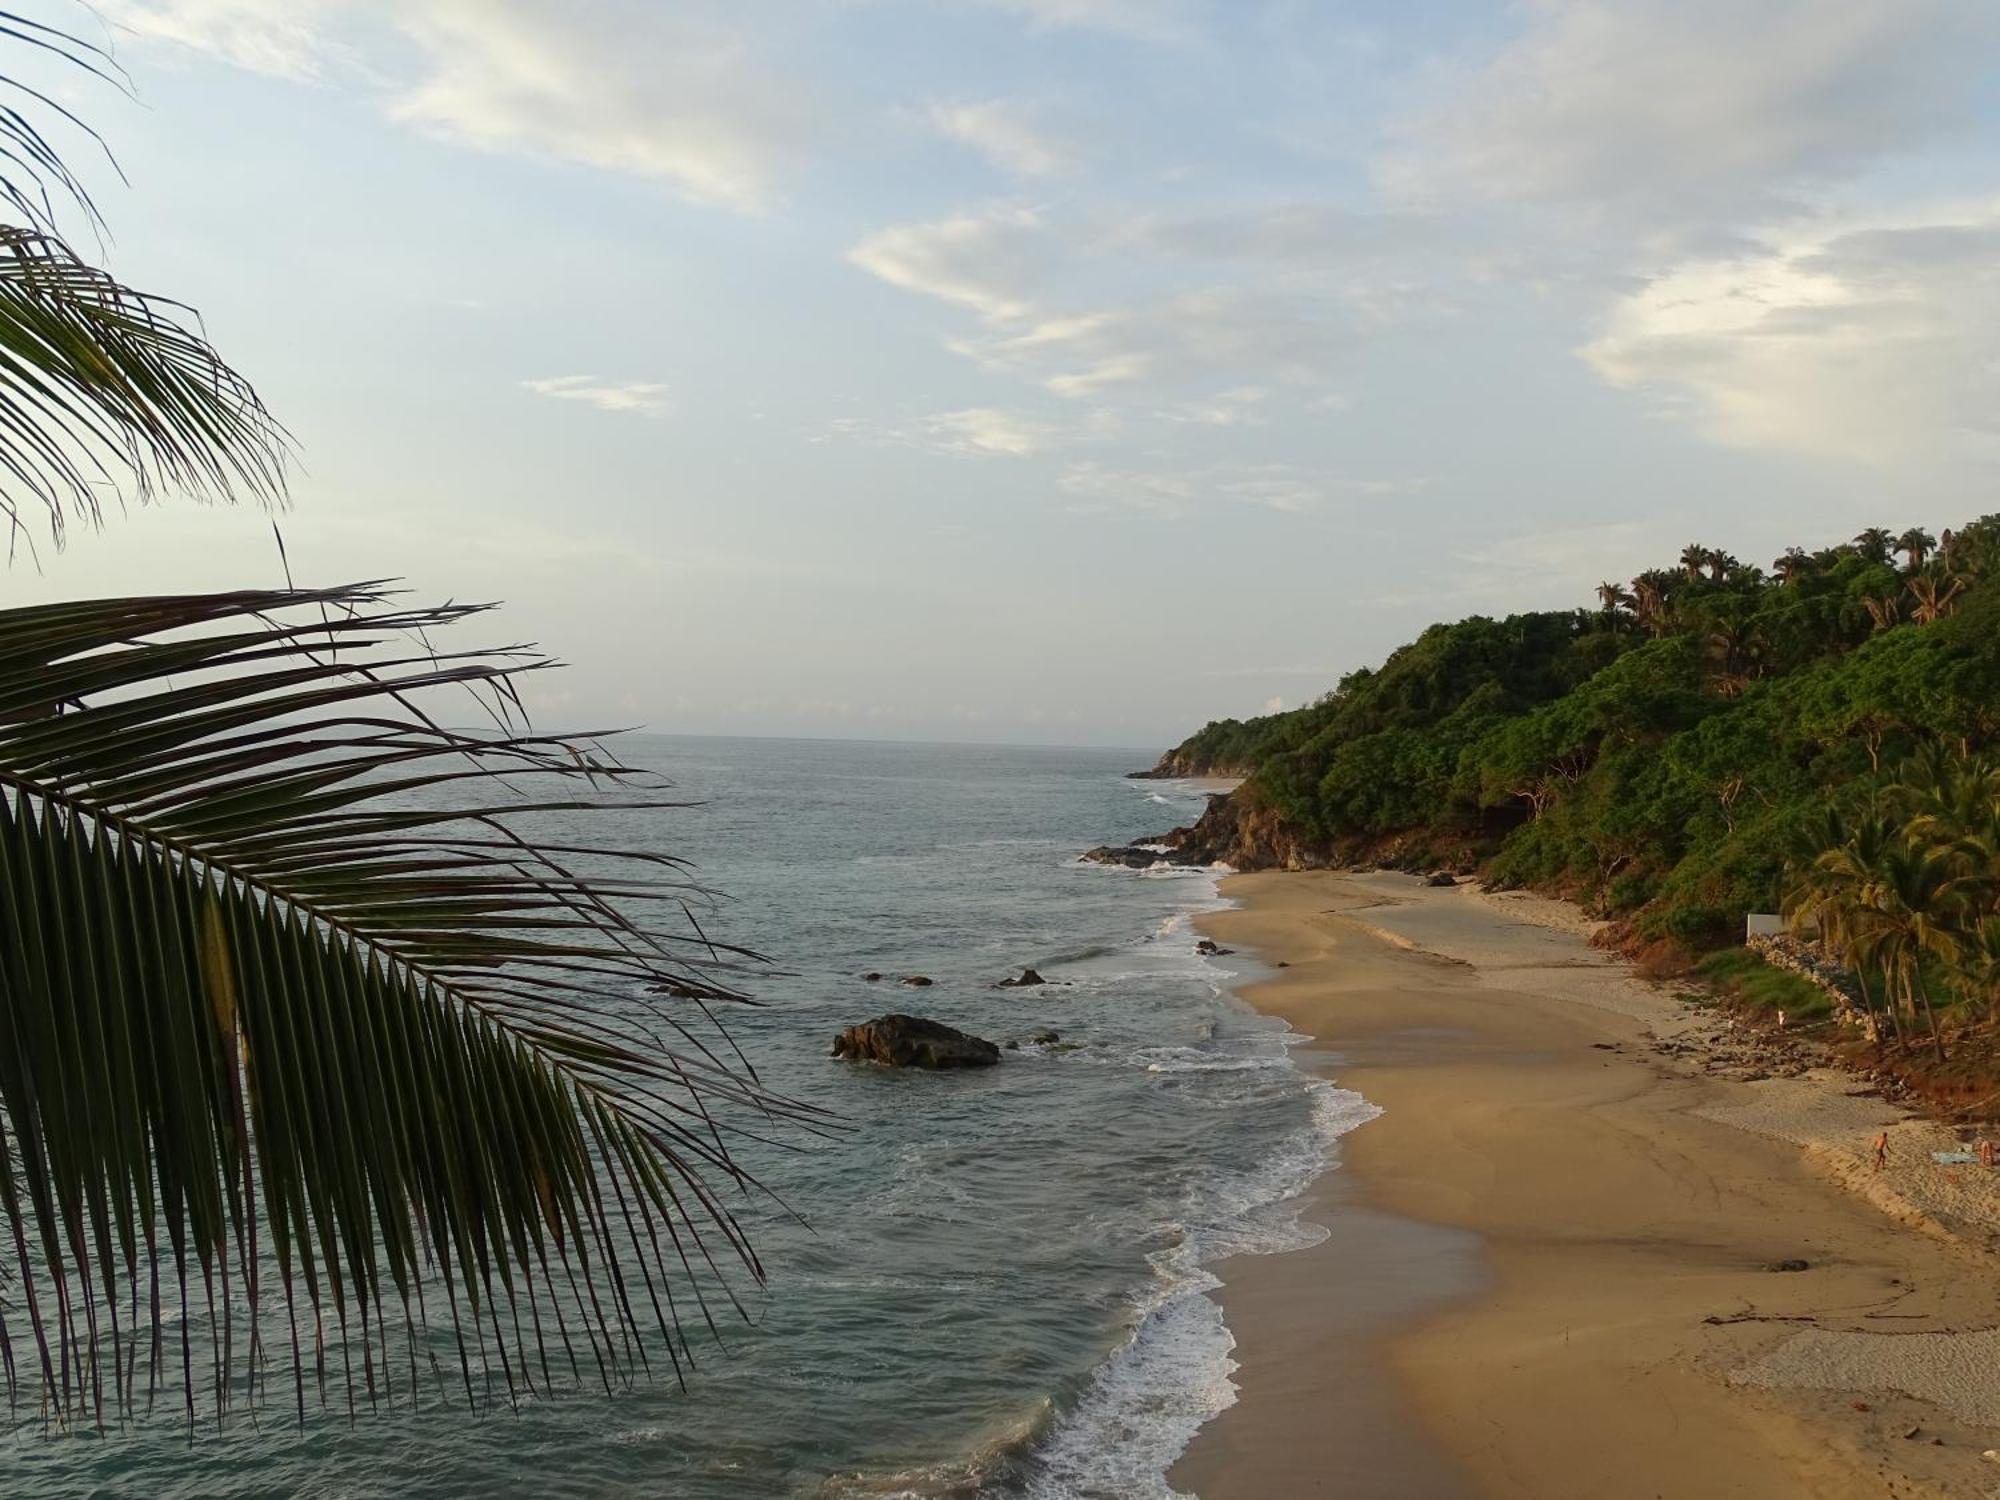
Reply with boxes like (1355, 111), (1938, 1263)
(0, 584), (809, 1430)
(0, 226), (286, 555)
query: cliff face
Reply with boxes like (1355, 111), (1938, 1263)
(1126, 749), (1248, 780)
(1161, 790), (1337, 871)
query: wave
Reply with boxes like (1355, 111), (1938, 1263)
(1018, 1081), (1379, 1498)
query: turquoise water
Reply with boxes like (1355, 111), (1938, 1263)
(13, 737), (1368, 1498)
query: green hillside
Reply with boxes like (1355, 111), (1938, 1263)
(1162, 519), (2000, 953)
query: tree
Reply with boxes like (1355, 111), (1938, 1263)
(1679, 543), (1711, 581)
(1853, 527), (1895, 565)
(1895, 527), (1936, 573)
(0, 23), (792, 1428)
(1907, 566), (1965, 624)
(1772, 548), (1813, 583)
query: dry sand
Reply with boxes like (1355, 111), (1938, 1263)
(1169, 870), (2000, 1500)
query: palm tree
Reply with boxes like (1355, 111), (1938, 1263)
(1906, 566), (1966, 624)
(1771, 547), (1813, 583)
(1704, 549), (1738, 582)
(1629, 569), (1676, 638)
(1861, 592), (1903, 632)
(1595, 580), (1633, 620)
(1678, 543), (1711, 581)
(1895, 527), (1936, 572)
(1853, 527), (1895, 565)
(0, 23), (795, 1427)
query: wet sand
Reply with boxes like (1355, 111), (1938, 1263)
(1170, 870), (2000, 1500)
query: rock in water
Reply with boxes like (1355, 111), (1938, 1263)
(997, 967), (1047, 988)
(901, 975), (934, 987)
(1194, 939), (1234, 956)
(831, 1014), (1001, 1069)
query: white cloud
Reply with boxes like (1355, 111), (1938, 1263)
(848, 205), (1052, 321)
(947, 0), (1197, 41)
(1385, 0), (1996, 226)
(105, 0), (812, 209)
(922, 407), (1056, 456)
(928, 99), (1077, 178)
(522, 375), (672, 415)
(1059, 460), (1422, 518)
(1582, 205), (2000, 464)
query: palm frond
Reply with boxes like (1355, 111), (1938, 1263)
(0, 227), (287, 556)
(0, 584), (810, 1430)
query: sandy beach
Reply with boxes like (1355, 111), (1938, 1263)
(1172, 870), (2000, 1500)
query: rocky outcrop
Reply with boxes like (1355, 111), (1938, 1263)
(1195, 939), (1234, 956)
(1746, 933), (1878, 1040)
(1085, 787), (1340, 874)
(1126, 749), (1245, 779)
(900, 975), (934, 988)
(996, 967), (1047, 988)
(831, 1014), (1000, 1069)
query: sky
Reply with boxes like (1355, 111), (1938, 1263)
(7, 0), (2000, 748)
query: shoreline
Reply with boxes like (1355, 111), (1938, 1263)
(1170, 869), (2000, 1499)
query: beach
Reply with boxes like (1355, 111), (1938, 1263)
(1172, 870), (2000, 1500)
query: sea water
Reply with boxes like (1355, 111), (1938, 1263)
(11, 737), (1374, 1499)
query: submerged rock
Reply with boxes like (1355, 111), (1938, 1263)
(860, 971), (884, 982)
(831, 1014), (1000, 1070)
(1195, 939), (1234, 957)
(996, 967), (1047, 989)
(1082, 843), (1176, 870)
(901, 975), (934, 987)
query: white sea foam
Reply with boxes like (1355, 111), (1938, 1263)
(1020, 1080), (1378, 1499)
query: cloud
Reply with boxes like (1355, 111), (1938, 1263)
(1059, 460), (1422, 518)
(105, 0), (813, 209)
(848, 205), (1052, 321)
(957, 287), (1352, 397)
(814, 405), (1103, 458)
(922, 407), (1058, 456)
(928, 99), (1077, 178)
(947, 0), (1197, 41)
(1581, 205), (2000, 464)
(1384, 0), (1997, 226)
(522, 375), (672, 415)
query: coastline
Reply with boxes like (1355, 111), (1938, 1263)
(1171, 869), (2000, 1499)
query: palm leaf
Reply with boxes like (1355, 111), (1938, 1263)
(0, 226), (286, 556)
(0, 583), (811, 1430)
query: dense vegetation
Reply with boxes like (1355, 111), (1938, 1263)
(1165, 520), (2000, 957)
(1785, 749), (2000, 1057)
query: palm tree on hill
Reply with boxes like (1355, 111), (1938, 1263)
(1907, 567), (1966, 624)
(1895, 527), (1936, 572)
(1629, 570), (1674, 637)
(1678, 543), (1710, 581)
(1595, 580), (1633, 616)
(0, 22), (795, 1429)
(1772, 548), (1813, 583)
(1853, 527), (1895, 565)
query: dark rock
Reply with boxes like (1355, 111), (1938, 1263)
(901, 975), (934, 987)
(860, 971), (884, 982)
(1082, 844), (1175, 870)
(831, 1014), (1000, 1070)
(1425, 872), (1458, 888)
(1031, 1029), (1060, 1045)
(1195, 939), (1234, 957)
(649, 981), (700, 998)
(1763, 1258), (1810, 1273)
(1005, 1040), (1020, 1051)
(996, 967), (1048, 989)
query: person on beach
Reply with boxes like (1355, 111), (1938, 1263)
(1873, 1132), (1889, 1171)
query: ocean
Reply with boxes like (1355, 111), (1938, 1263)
(13, 736), (1374, 1499)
